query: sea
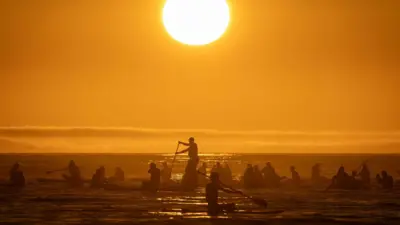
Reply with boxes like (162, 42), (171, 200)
(1, 153), (400, 225)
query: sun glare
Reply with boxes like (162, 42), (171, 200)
(162, 0), (230, 46)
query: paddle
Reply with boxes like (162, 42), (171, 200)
(197, 171), (268, 208)
(168, 143), (180, 178)
(46, 168), (67, 175)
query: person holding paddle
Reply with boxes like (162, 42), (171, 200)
(206, 172), (241, 216)
(177, 137), (199, 190)
(47, 160), (82, 187)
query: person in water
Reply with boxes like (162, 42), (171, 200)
(114, 167), (125, 182)
(376, 170), (394, 190)
(311, 163), (321, 183)
(290, 166), (301, 187)
(243, 164), (254, 189)
(253, 165), (264, 188)
(262, 162), (280, 188)
(161, 162), (172, 184)
(206, 172), (239, 216)
(91, 166), (107, 188)
(142, 163), (161, 193)
(358, 163), (371, 186)
(62, 160), (82, 186)
(177, 137), (199, 190)
(329, 166), (347, 189)
(197, 162), (208, 186)
(211, 162), (224, 176)
(9, 162), (25, 187)
(222, 163), (233, 186)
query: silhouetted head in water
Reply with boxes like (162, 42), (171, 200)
(381, 170), (388, 178)
(149, 162), (157, 170)
(290, 166), (296, 172)
(189, 137), (195, 143)
(267, 162), (272, 168)
(69, 160), (76, 167)
(210, 172), (219, 184)
(11, 162), (20, 170)
(216, 162), (221, 168)
(338, 166), (345, 174)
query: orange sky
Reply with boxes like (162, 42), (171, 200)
(1, 0), (399, 131)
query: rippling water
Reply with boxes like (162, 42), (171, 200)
(1, 153), (400, 224)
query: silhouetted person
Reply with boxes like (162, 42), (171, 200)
(62, 160), (82, 187)
(206, 172), (238, 216)
(91, 166), (107, 188)
(253, 165), (264, 188)
(143, 163), (160, 192)
(9, 162), (25, 187)
(161, 162), (171, 184)
(212, 162), (224, 177)
(198, 162), (208, 186)
(243, 164), (254, 189)
(358, 163), (370, 186)
(376, 171), (393, 190)
(311, 163), (321, 183)
(290, 166), (301, 187)
(348, 170), (363, 189)
(222, 163), (233, 185)
(115, 167), (125, 181)
(262, 162), (280, 188)
(329, 166), (351, 190)
(177, 137), (198, 190)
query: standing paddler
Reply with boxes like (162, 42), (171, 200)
(176, 137), (199, 191)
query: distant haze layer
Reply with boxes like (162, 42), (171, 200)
(0, 127), (399, 153)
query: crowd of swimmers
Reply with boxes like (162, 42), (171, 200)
(4, 138), (397, 193)
(6, 161), (397, 192)
(6, 161), (396, 192)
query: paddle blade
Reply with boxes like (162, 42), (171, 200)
(252, 198), (268, 208)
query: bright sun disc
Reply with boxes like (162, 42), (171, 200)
(163, 0), (230, 46)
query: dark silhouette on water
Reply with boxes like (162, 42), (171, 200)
(243, 164), (254, 189)
(206, 172), (238, 216)
(290, 166), (301, 187)
(222, 162), (233, 186)
(358, 163), (371, 187)
(253, 165), (264, 188)
(109, 167), (125, 182)
(91, 166), (106, 188)
(376, 170), (394, 190)
(62, 160), (82, 187)
(177, 137), (199, 191)
(211, 162), (223, 177)
(262, 162), (281, 188)
(327, 166), (366, 190)
(161, 162), (171, 184)
(9, 162), (25, 187)
(311, 163), (321, 183)
(197, 162), (208, 186)
(142, 162), (160, 193)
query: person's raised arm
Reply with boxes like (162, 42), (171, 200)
(177, 147), (189, 154)
(178, 141), (190, 146)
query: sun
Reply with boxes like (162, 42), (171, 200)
(162, 0), (230, 46)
